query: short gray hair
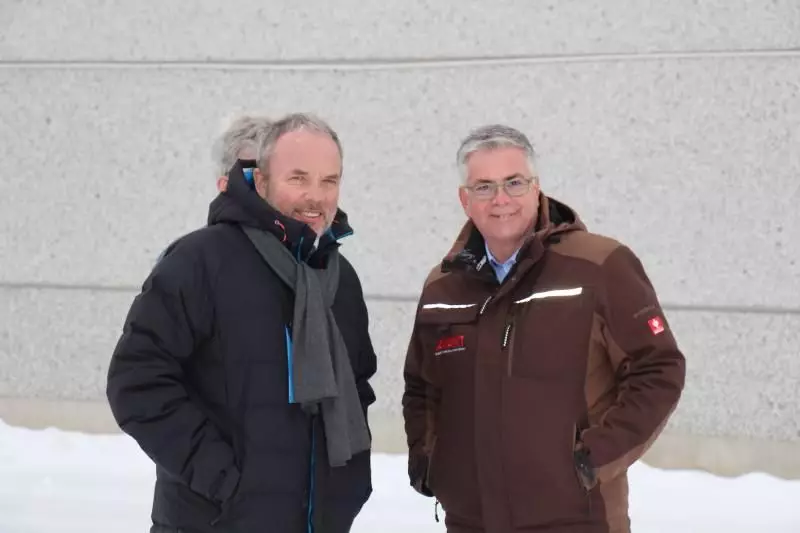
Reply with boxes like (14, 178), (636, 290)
(257, 113), (343, 175)
(456, 124), (537, 184)
(212, 115), (273, 176)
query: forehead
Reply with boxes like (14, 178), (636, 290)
(465, 146), (532, 183)
(271, 129), (341, 165)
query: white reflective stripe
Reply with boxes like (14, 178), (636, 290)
(514, 287), (583, 304)
(422, 303), (477, 310)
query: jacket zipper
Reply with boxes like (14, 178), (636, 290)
(307, 418), (317, 533)
(573, 424), (593, 517)
(502, 318), (516, 375)
(425, 439), (441, 522)
(425, 440), (436, 491)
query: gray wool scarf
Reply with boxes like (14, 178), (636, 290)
(241, 225), (370, 467)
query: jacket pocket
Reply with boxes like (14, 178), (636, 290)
(426, 431), (483, 527)
(507, 287), (593, 380)
(503, 378), (591, 528)
(416, 305), (480, 389)
(423, 436), (437, 493)
(209, 474), (243, 526)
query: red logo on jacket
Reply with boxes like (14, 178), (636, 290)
(435, 335), (465, 355)
(648, 316), (666, 335)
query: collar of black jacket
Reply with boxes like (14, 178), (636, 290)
(207, 159), (354, 262)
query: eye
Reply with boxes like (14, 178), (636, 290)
(289, 175), (305, 182)
(508, 177), (526, 187)
(473, 183), (492, 193)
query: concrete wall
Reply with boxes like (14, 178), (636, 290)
(1, 1), (799, 478)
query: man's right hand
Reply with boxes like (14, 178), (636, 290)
(409, 453), (434, 497)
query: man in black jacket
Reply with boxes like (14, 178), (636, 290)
(107, 113), (377, 533)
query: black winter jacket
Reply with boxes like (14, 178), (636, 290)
(107, 163), (377, 533)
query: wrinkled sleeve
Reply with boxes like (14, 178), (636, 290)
(106, 242), (240, 504)
(578, 246), (686, 488)
(402, 307), (437, 497)
(353, 276), (378, 412)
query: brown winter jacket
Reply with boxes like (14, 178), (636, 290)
(402, 196), (686, 533)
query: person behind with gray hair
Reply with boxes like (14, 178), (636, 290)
(108, 112), (377, 533)
(403, 124), (686, 533)
(211, 114), (273, 192)
(153, 115), (272, 264)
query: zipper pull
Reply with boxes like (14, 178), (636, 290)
(434, 499), (441, 522)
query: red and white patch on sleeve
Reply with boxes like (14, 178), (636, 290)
(647, 316), (666, 335)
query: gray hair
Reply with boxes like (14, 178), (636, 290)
(257, 112), (343, 175)
(211, 115), (273, 176)
(456, 124), (537, 184)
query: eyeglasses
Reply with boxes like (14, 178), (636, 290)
(462, 175), (536, 201)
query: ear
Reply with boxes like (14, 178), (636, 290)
(458, 186), (471, 216)
(216, 176), (228, 192)
(253, 168), (269, 198)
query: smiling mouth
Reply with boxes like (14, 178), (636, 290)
(491, 212), (518, 220)
(297, 210), (322, 220)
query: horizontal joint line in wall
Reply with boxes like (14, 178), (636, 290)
(1, 48), (799, 71)
(1, 281), (799, 316)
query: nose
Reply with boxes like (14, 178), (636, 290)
(492, 186), (511, 205)
(305, 179), (325, 203)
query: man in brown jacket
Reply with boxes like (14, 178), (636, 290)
(402, 124), (686, 533)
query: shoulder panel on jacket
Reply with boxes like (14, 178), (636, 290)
(550, 230), (624, 267)
(422, 264), (450, 291)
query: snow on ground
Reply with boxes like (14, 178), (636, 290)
(1, 420), (799, 532)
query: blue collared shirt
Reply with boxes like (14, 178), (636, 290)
(485, 244), (520, 283)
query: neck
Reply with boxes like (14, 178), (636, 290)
(486, 239), (522, 264)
